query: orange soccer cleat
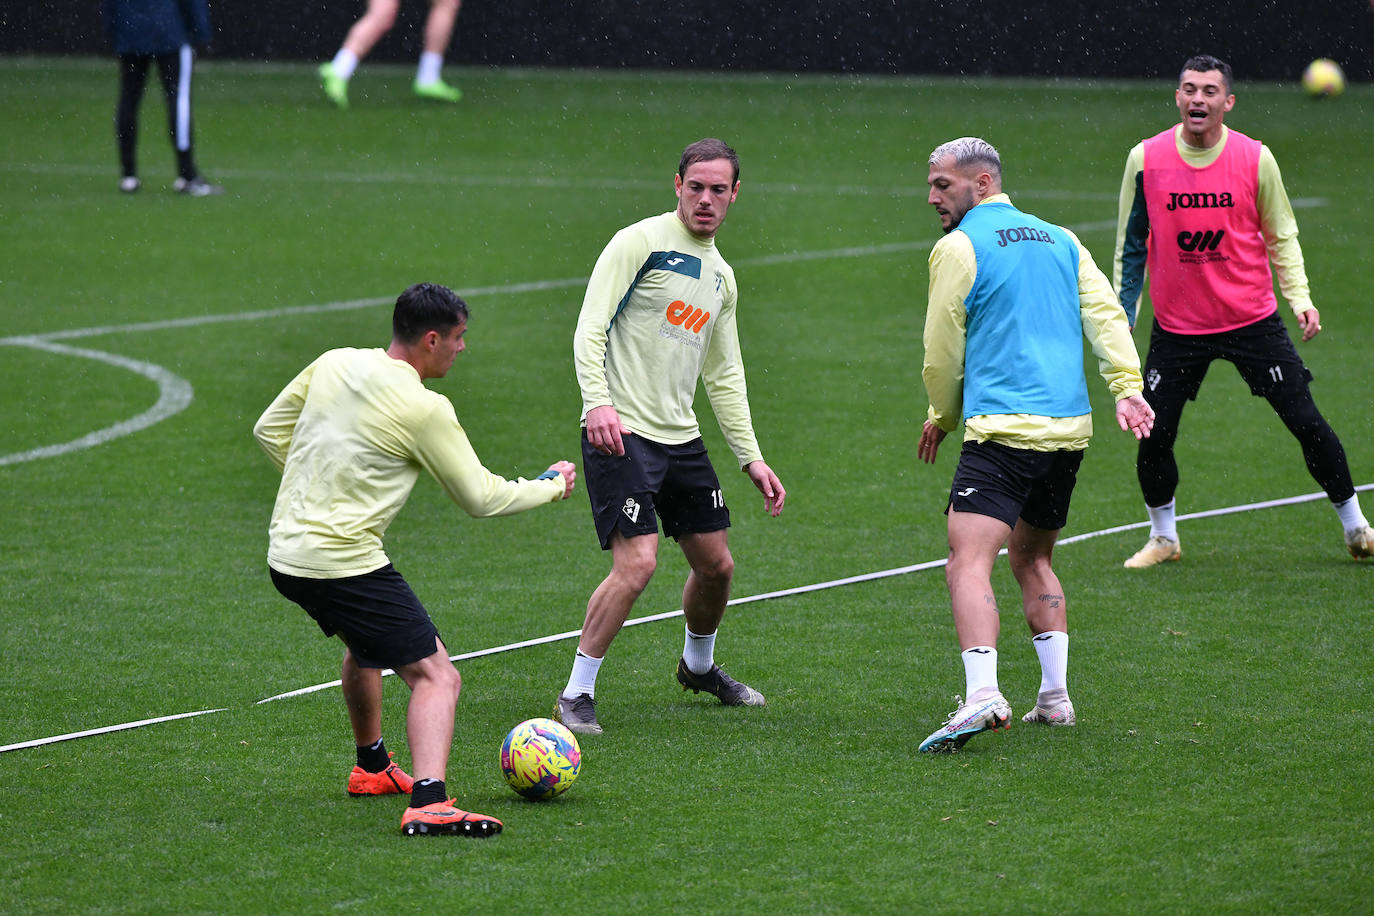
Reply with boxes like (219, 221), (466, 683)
(400, 800), (503, 838)
(347, 752), (414, 797)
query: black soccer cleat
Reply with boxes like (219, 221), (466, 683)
(675, 658), (765, 706)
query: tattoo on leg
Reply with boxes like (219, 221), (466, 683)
(1038, 593), (1064, 609)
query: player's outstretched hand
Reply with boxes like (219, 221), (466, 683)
(548, 460), (577, 499)
(918, 420), (947, 464)
(585, 405), (628, 456)
(1298, 307), (1322, 342)
(1116, 394), (1155, 440)
(745, 460), (786, 517)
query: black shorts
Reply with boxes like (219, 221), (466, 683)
(582, 431), (730, 549)
(1143, 313), (1313, 402)
(269, 564), (443, 669)
(947, 439), (1083, 530)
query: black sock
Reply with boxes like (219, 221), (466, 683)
(356, 737), (391, 773)
(410, 778), (447, 808)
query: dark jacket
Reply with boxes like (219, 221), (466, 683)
(103, 0), (212, 55)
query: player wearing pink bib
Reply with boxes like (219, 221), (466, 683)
(1114, 55), (1372, 565)
(1141, 126), (1272, 334)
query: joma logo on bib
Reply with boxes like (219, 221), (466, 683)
(1166, 191), (1234, 211)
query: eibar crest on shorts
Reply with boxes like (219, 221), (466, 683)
(622, 498), (641, 523)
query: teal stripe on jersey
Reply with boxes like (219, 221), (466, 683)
(606, 251), (702, 333)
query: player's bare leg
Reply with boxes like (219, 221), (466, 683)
(678, 529), (733, 636)
(919, 510), (1013, 752)
(946, 510), (1012, 651)
(422, 0), (461, 55)
(394, 639), (499, 838)
(555, 531), (657, 734)
(394, 640), (461, 783)
(341, 647), (416, 796)
(341, 648), (383, 747)
(414, 0), (463, 102)
(1008, 520), (1076, 726)
(342, 0), (400, 59)
(579, 530), (657, 657)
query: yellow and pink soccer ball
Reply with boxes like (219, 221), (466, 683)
(1301, 59), (1345, 98)
(500, 717), (581, 800)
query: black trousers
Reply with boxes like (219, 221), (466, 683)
(116, 46), (197, 181)
(1137, 315), (1355, 507)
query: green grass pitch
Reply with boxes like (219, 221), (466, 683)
(1, 58), (1372, 913)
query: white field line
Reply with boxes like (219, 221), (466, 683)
(0, 708), (228, 754)
(0, 338), (195, 466)
(5, 482), (1368, 753)
(0, 159), (1330, 211)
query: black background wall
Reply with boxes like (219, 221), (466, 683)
(4, 1), (1372, 82)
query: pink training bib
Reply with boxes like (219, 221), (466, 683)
(1143, 127), (1276, 334)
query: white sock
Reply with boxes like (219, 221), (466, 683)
(416, 51), (444, 85)
(1334, 495), (1370, 533)
(1031, 630), (1069, 698)
(683, 627), (717, 675)
(1147, 499), (1178, 541)
(562, 650), (603, 699)
(961, 646), (999, 701)
(331, 49), (358, 80)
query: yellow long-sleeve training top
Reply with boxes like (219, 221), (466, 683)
(573, 211), (763, 469)
(254, 347), (564, 578)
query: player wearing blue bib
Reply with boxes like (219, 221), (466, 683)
(917, 137), (1154, 753)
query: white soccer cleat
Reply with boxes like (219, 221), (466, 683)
(1022, 698), (1076, 726)
(1124, 535), (1181, 568)
(1345, 526), (1374, 560)
(919, 694), (1011, 753)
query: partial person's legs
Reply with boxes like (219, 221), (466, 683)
(1127, 351), (1193, 567)
(678, 528), (733, 649)
(153, 49), (196, 181)
(579, 530), (658, 658)
(393, 641), (461, 784)
(341, 0), (400, 62)
(414, 0), (463, 101)
(422, 0), (461, 55)
(946, 510), (1013, 653)
(1265, 383), (1373, 557)
(1008, 520), (1076, 725)
(919, 510), (1013, 753)
(554, 532), (657, 733)
(320, 0), (399, 107)
(115, 55), (151, 188)
(341, 648), (414, 795)
(394, 638), (501, 837)
(1267, 383), (1354, 500)
(674, 530), (763, 705)
(341, 648), (383, 748)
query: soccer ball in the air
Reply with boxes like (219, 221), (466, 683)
(500, 717), (581, 800)
(1301, 59), (1345, 98)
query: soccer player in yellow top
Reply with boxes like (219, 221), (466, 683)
(917, 138), (1154, 753)
(554, 138), (786, 736)
(1114, 54), (1373, 567)
(254, 283), (576, 837)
